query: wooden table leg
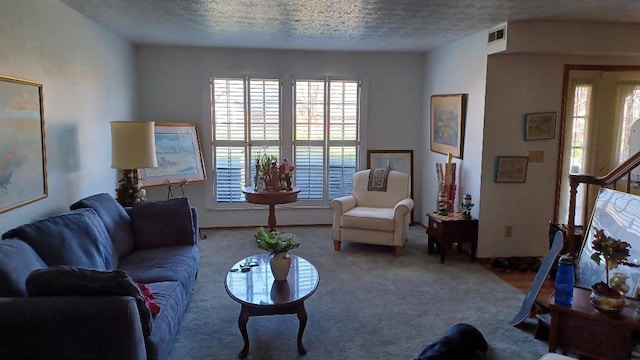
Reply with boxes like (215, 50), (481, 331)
(296, 302), (308, 355)
(238, 307), (250, 358)
(268, 204), (276, 230)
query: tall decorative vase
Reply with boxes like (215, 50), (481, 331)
(270, 253), (291, 281)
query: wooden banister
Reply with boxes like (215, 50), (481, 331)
(566, 151), (640, 253)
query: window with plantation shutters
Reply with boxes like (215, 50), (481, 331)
(211, 75), (360, 207)
(213, 77), (280, 203)
(294, 79), (359, 201)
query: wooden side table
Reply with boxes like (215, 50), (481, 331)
(242, 186), (300, 230)
(547, 287), (640, 360)
(426, 212), (478, 264)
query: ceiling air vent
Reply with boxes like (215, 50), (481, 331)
(488, 26), (506, 43)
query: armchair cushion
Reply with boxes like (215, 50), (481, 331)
(341, 207), (394, 232)
(130, 198), (195, 249)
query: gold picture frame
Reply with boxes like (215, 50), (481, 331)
(139, 122), (207, 187)
(430, 94), (467, 159)
(524, 112), (556, 141)
(494, 156), (528, 183)
(0, 75), (48, 213)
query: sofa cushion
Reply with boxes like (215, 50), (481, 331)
(143, 281), (188, 360)
(70, 193), (136, 260)
(26, 266), (153, 336)
(1, 208), (117, 270)
(0, 239), (47, 297)
(119, 245), (199, 293)
(130, 198), (195, 249)
(341, 207), (395, 232)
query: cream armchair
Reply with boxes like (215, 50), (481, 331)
(330, 169), (414, 256)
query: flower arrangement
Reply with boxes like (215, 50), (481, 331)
(256, 227), (300, 255)
(590, 228), (631, 295)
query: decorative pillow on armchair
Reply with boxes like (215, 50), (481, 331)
(26, 266), (153, 336)
(130, 198), (195, 249)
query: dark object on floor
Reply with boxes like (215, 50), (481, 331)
(415, 323), (489, 360)
(491, 256), (541, 272)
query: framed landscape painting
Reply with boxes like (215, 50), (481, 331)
(139, 122), (206, 187)
(0, 75), (48, 213)
(524, 112), (556, 141)
(494, 156), (529, 183)
(430, 94), (467, 159)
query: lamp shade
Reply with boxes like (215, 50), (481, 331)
(110, 121), (158, 169)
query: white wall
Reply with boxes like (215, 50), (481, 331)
(422, 31), (490, 234)
(482, 54), (640, 258)
(135, 47), (425, 228)
(0, 0), (135, 232)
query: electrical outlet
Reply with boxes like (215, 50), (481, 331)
(505, 225), (513, 237)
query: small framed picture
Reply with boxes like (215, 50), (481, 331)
(524, 112), (556, 141)
(494, 156), (529, 183)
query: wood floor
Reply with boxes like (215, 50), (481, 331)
(483, 262), (555, 303)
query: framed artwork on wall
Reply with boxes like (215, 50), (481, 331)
(139, 122), (207, 187)
(0, 75), (48, 214)
(430, 94), (467, 159)
(367, 149), (414, 222)
(524, 112), (556, 141)
(494, 156), (529, 183)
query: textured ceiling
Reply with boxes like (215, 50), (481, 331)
(59, 0), (640, 52)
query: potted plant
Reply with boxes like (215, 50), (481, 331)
(589, 227), (632, 314)
(256, 227), (300, 281)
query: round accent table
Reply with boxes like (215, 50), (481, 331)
(225, 254), (319, 358)
(242, 186), (300, 230)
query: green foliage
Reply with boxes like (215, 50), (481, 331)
(256, 227), (300, 255)
(590, 228), (631, 285)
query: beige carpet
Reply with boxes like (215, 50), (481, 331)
(169, 225), (547, 360)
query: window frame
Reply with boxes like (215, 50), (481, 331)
(207, 73), (366, 210)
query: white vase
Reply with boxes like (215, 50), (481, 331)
(270, 253), (291, 281)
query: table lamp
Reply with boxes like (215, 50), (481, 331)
(111, 121), (158, 206)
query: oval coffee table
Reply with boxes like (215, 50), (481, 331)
(224, 254), (319, 358)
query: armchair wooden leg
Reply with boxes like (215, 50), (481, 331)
(395, 246), (403, 256)
(333, 240), (341, 251)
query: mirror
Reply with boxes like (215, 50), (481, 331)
(555, 65), (640, 226)
(575, 188), (640, 297)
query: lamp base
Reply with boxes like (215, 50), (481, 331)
(115, 169), (146, 207)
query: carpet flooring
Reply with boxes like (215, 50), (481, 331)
(168, 225), (547, 360)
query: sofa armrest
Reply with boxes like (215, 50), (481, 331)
(0, 296), (146, 360)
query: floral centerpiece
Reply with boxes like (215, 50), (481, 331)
(256, 227), (300, 281)
(589, 227), (632, 313)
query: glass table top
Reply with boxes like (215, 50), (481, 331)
(224, 254), (319, 306)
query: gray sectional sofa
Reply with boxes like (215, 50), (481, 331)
(0, 193), (200, 360)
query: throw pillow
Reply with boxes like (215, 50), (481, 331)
(70, 193), (136, 260)
(26, 266), (153, 336)
(130, 197), (195, 249)
(0, 239), (47, 297)
(1, 208), (116, 270)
